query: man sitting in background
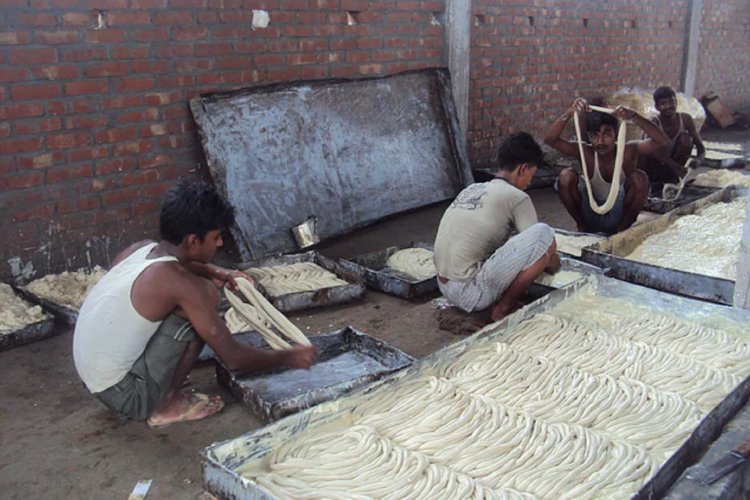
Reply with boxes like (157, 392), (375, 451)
(433, 132), (561, 324)
(639, 86), (706, 184)
(73, 181), (316, 428)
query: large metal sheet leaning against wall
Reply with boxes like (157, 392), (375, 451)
(190, 69), (473, 260)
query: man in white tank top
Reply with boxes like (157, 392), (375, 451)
(545, 97), (669, 234)
(73, 182), (316, 427)
(638, 86), (706, 184)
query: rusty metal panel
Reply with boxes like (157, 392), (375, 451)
(338, 242), (438, 299)
(200, 276), (750, 499)
(237, 251), (365, 312)
(582, 186), (745, 305)
(190, 69), (473, 260)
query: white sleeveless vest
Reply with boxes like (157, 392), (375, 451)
(73, 243), (178, 393)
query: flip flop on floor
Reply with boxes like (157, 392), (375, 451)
(146, 393), (224, 429)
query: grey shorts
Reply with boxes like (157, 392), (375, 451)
(438, 223), (555, 312)
(94, 314), (198, 420)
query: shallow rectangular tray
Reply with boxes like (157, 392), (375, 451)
(201, 276), (750, 500)
(0, 315), (55, 351)
(582, 186), (746, 305)
(237, 251), (366, 312)
(215, 326), (415, 423)
(338, 242), (437, 299)
(644, 184), (719, 214)
(525, 257), (605, 300)
(554, 228), (606, 258)
(12, 285), (79, 327)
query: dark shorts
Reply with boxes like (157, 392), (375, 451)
(555, 176), (626, 234)
(577, 179), (626, 234)
(94, 314), (198, 420)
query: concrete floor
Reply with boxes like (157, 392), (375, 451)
(1, 126), (748, 499)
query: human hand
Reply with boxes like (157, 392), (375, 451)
(612, 105), (636, 121)
(285, 345), (317, 369)
(566, 97), (588, 117)
(212, 266), (254, 291)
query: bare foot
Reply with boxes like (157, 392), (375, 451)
(147, 392), (224, 428)
(490, 301), (523, 322)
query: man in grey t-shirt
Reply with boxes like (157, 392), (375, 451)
(434, 132), (560, 321)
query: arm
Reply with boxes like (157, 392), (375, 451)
(613, 106), (668, 156)
(544, 98), (588, 157)
(172, 271), (316, 371)
(684, 114), (706, 159)
(185, 261), (253, 290)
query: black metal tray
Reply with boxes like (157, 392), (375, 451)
(583, 186), (745, 305)
(645, 184), (719, 214)
(215, 327), (415, 423)
(237, 251), (365, 312)
(338, 242), (437, 299)
(12, 285), (79, 326)
(0, 315), (55, 351)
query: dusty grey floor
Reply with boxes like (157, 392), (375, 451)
(1, 125), (748, 499)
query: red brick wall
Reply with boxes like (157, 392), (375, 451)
(3, 0), (750, 281)
(468, 0), (687, 168)
(0, 0), (445, 281)
(696, 0), (750, 112)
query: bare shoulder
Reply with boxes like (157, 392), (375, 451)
(682, 113), (697, 128)
(111, 239), (156, 268)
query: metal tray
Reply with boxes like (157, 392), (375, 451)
(644, 184), (719, 214)
(554, 228), (606, 258)
(700, 155), (746, 169)
(0, 315), (55, 351)
(215, 327), (415, 423)
(582, 186), (746, 305)
(12, 285), (79, 326)
(237, 251), (365, 312)
(526, 257), (604, 300)
(200, 276), (750, 499)
(338, 242), (437, 299)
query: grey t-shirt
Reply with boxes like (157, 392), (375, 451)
(433, 179), (538, 280)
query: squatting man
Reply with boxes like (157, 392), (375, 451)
(73, 182), (317, 427)
(433, 132), (561, 322)
(546, 97), (668, 234)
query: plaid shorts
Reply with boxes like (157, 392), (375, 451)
(94, 314), (198, 420)
(438, 223), (554, 312)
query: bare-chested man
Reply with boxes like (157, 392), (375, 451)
(639, 86), (706, 184)
(545, 98), (668, 234)
(73, 181), (316, 427)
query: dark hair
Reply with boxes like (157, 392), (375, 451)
(159, 181), (235, 245)
(586, 111), (618, 133)
(497, 132), (544, 171)
(653, 86), (676, 103)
